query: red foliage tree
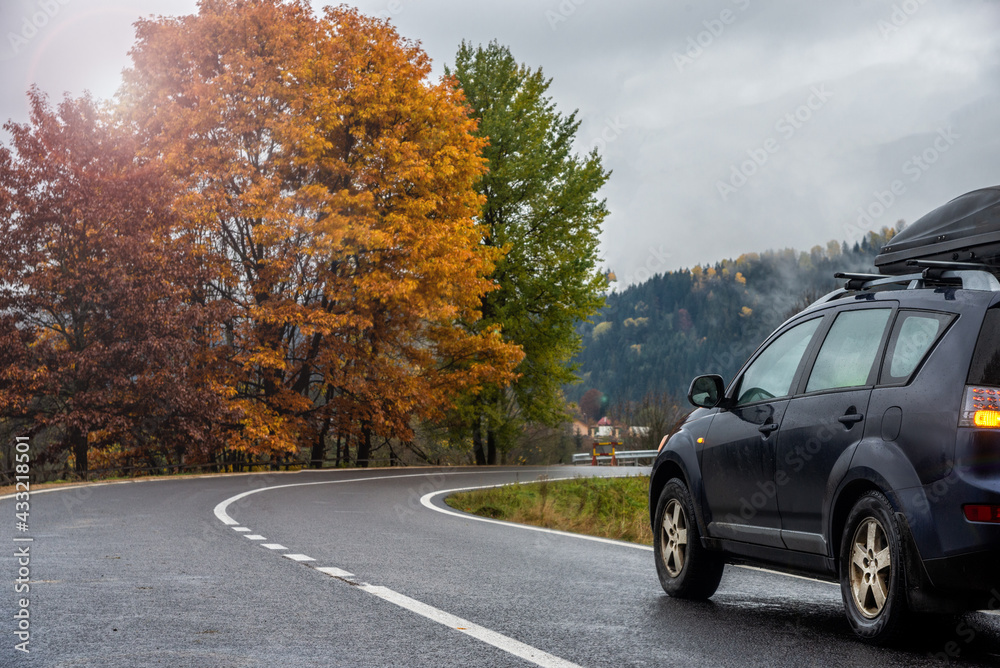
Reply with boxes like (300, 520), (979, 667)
(0, 91), (227, 474)
(579, 388), (605, 422)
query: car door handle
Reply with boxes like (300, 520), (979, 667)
(758, 422), (779, 435)
(838, 413), (864, 425)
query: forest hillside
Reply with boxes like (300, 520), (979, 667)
(570, 227), (900, 408)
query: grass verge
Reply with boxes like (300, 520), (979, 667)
(446, 475), (653, 546)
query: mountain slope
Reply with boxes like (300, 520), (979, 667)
(571, 229), (896, 406)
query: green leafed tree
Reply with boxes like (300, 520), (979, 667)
(446, 41), (609, 464)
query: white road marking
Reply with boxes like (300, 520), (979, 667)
(422, 485), (840, 588)
(0, 467), (329, 502)
(261, 543), (287, 550)
(283, 554), (314, 562)
(232, 527), (251, 532)
(358, 584), (583, 668)
(212, 470), (500, 525)
(244, 535), (266, 540)
(212, 469), (586, 668)
(420, 484), (654, 553)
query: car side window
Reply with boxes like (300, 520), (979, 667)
(735, 318), (821, 406)
(881, 311), (954, 385)
(806, 309), (891, 393)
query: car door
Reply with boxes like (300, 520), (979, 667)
(701, 316), (823, 548)
(775, 306), (894, 555)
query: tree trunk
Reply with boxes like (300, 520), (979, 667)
(388, 439), (399, 467)
(174, 444), (185, 474)
(486, 427), (497, 465)
(334, 432), (343, 467)
(472, 416), (486, 465)
(357, 423), (372, 468)
(71, 426), (88, 477)
(311, 419), (330, 469)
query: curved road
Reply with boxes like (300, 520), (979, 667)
(3, 466), (1000, 666)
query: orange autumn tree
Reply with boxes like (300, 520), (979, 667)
(120, 0), (520, 465)
(0, 91), (229, 474)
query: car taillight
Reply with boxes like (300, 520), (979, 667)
(963, 505), (1000, 523)
(959, 386), (1000, 427)
(974, 411), (1000, 427)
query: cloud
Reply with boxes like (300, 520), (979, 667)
(2, 0), (999, 285)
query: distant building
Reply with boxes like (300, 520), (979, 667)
(590, 416), (622, 441)
(572, 417), (649, 453)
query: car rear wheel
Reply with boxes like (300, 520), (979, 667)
(839, 490), (909, 642)
(654, 478), (724, 599)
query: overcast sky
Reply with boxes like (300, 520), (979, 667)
(2, 0), (999, 285)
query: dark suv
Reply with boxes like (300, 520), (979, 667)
(649, 187), (1000, 642)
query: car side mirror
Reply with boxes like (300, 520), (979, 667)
(688, 374), (725, 408)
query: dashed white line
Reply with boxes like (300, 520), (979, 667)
(283, 554), (314, 562)
(316, 567), (355, 579)
(232, 527), (251, 532)
(212, 469), (586, 668)
(244, 535), (266, 540)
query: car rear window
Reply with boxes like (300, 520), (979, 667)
(968, 308), (1000, 387)
(880, 311), (954, 385)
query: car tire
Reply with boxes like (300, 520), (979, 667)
(654, 478), (724, 599)
(839, 490), (909, 643)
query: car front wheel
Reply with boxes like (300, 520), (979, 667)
(839, 490), (909, 642)
(654, 478), (724, 599)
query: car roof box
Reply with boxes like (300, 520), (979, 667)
(874, 186), (1000, 275)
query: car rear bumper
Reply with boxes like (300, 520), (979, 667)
(900, 453), (1000, 601)
(921, 550), (1000, 607)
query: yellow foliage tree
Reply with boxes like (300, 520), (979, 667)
(120, 1), (521, 464)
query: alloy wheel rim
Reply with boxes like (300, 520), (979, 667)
(661, 499), (688, 578)
(849, 517), (892, 619)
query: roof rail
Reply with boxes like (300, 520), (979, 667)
(821, 268), (1000, 301)
(809, 268), (1000, 309)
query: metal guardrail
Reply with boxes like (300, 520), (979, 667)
(571, 450), (658, 466)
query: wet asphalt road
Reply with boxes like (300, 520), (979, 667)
(2, 465), (1000, 667)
